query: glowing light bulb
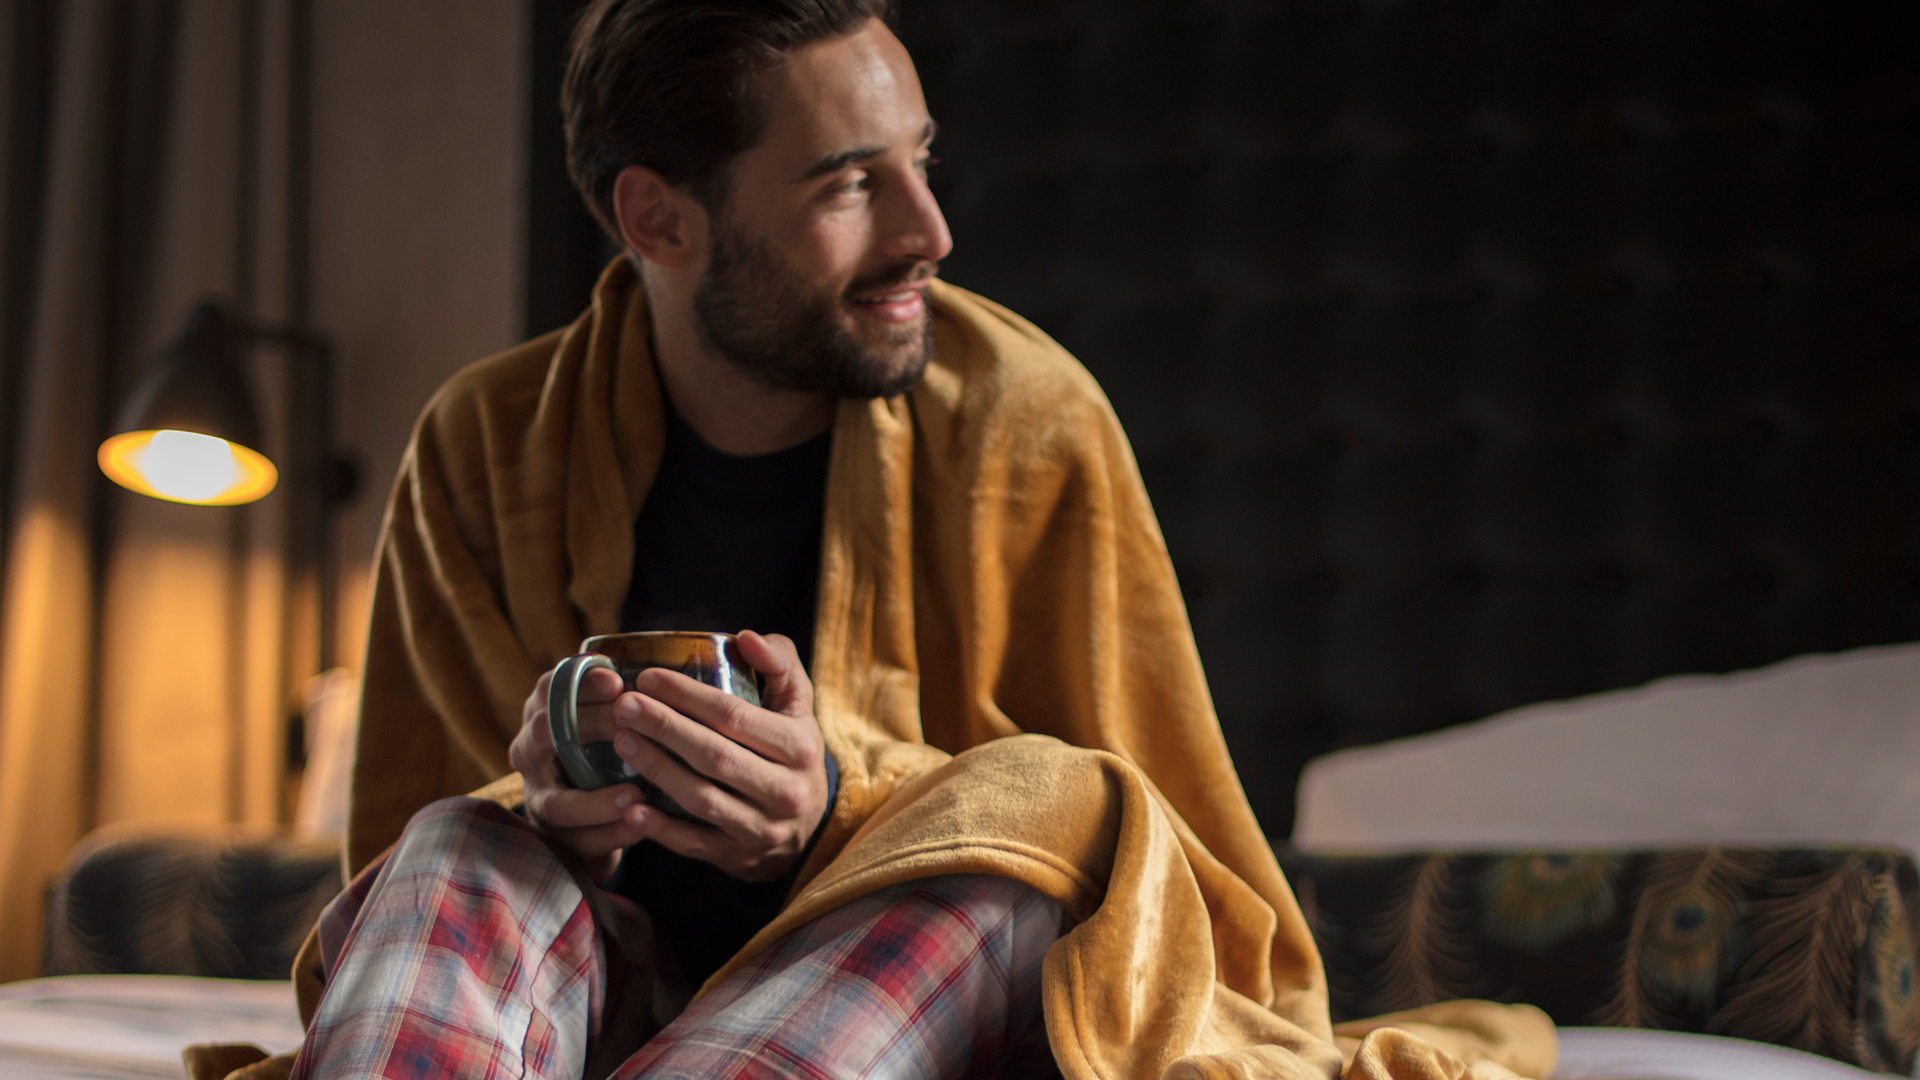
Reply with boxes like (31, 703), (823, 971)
(99, 428), (277, 504)
(135, 430), (240, 502)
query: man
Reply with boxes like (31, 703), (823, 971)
(195, 2), (1555, 1078)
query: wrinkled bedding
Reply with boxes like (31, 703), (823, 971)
(4, 973), (1886, 1080)
(1552, 1028), (1898, 1080)
(0, 976), (302, 1080)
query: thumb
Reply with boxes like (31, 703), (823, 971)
(736, 630), (812, 718)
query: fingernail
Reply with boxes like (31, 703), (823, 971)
(614, 787), (634, 809)
(616, 733), (638, 756)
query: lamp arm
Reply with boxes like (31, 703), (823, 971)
(238, 324), (356, 505)
(239, 321), (355, 672)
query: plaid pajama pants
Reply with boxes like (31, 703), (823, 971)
(292, 798), (1066, 1080)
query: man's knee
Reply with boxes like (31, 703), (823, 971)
(325, 795), (589, 969)
(407, 793), (524, 829)
(635, 874), (1067, 1080)
(777, 873), (1067, 999)
(911, 873), (1070, 943)
(379, 796), (557, 885)
(398, 795), (531, 848)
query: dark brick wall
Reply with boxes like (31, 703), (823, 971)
(529, 1), (1920, 839)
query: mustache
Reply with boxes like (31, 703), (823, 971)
(845, 259), (940, 298)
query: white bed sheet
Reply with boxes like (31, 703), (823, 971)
(0, 975), (303, 1080)
(1553, 1027), (1896, 1079)
(0, 975), (1896, 1078)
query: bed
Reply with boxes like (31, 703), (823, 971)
(4, 644), (1915, 1078)
(1288, 640), (1920, 1078)
(0, 976), (302, 1080)
(0, 979), (1895, 1079)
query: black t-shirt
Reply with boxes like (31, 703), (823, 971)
(605, 403), (838, 985)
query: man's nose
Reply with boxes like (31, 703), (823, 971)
(878, 169), (953, 265)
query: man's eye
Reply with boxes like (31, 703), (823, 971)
(834, 174), (872, 196)
(916, 155), (940, 176)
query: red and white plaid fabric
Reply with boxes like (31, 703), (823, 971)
(612, 866), (1059, 1080)
(292, 798), (1063, 1080)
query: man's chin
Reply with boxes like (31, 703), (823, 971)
(836, 347), (930, 400)
(831, 313), (933, 397)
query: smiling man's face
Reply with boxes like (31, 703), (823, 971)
(691, 17), (952, 399)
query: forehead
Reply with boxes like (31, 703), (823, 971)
(746, 20), (930, 170)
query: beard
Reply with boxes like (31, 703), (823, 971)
(691, 221), (938, 400)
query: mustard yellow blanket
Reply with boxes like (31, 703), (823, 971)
(255, 260), (1554, 1080)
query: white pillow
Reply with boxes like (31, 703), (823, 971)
(1292, 641), (1920, 860)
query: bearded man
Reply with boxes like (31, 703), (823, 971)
(194, 2), (1557, 1078)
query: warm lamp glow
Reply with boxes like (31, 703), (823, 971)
(98, 429), (278, 505)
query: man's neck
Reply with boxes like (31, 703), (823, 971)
(643, 268), (835, 458)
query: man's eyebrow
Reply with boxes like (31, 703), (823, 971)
(799, 145), (884, 181)
(796, 121), (939, 182)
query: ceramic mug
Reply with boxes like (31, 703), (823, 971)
(547, 631), (761, 821)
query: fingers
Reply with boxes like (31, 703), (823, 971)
(736, 630), (813, 719)
(625, 667), (818, 769)
(525, 666), (626, 748)
(509, 689), (557, 775)
(577, 665), (624, 704)
(564, 667), (627, 742)
(517, 762), (652, 861)
(537, 809), (649, 872)
(513, 664), (651, 864)
(634, 809), (803, 883)
(514, 638), (829, 881)
(527, 778), (637, 830)
(523, 767), (653, 858)
(614, 724), (786, 831)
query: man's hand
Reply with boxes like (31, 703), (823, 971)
(510, 663), (648, 880)
(609, 630), (830, 882)
(508, 630), (830, 883)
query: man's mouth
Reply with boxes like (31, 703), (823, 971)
(848, 285), (927, 323)
(846, 263), (937, 325)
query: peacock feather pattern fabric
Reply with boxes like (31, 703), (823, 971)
(1479, 853), (1624, 956)
(1596, 849), (1769, 1025)
(1281, 846), (1920, 1074)
(44, 830), (1920, 1074)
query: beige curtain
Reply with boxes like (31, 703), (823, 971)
(0, 0), (309, 983)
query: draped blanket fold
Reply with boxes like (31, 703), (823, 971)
(327, 258), (1554, 1080)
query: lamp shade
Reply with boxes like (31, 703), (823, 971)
(97, 302), (278, 505)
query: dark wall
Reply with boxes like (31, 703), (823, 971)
(526, 0), (619, 339)
(528, 0), (1920, 839)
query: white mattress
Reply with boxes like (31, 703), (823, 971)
(0, 976), (304, 1080)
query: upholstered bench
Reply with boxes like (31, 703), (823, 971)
(41, 826), (342, 982)
(1278, 846), (1920, 1075)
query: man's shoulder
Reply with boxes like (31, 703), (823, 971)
(923, 280), (1114, 437)
(414, 326), (570, 442)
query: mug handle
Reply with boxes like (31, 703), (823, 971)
(547, 653), (621, 791)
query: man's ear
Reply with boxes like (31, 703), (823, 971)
(612, 165), (703, 270)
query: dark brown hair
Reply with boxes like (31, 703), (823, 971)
(562, 0), (893, 238)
